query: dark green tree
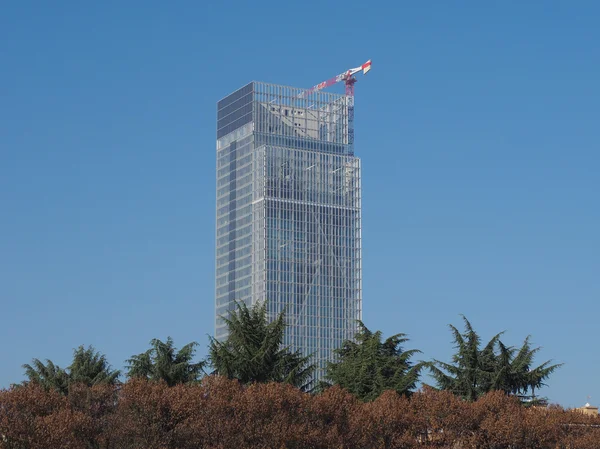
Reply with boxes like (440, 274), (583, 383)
(323, 321), (424, 401)
(23, 345), (120, 395)
(126, 337), (204, 386)
(208, 300), (314, 391)
(492, 336), (562, 402)
(68, 345), (121, 386)
(430, 316), (561, 402)
(429, 316), (502, 401)
(429, 316), (503, 401)
(22, 359), (70, 395)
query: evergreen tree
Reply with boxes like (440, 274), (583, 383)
(126, 337), (204, 386)
(208, 300), (314, 391)
(23, 345), (119, 395)
(429, 316), (561, 402)
(429, 316), (503, 401)
(23, 359), (70, 395)
(493, 336), (562, 401)
(324, 321), (423, 401)
(68, 345), (120, 386)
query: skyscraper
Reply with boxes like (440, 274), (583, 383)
(215, 82), (362, 379)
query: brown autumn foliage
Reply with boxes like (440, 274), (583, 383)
(1, 378), (598, 449)
(410, 386), (477, 446)
(0, 383), (94, 448)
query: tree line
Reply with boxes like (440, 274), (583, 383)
(15, 302), (561, 404)
(3, 301), (588, 448)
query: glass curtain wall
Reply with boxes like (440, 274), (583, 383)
(216, 82), (362, 379)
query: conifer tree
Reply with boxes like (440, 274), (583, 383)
(126, 337), (204, 386)
(324, 321), (423, 401)
(430, 316), (561, 402)
(23, 345), (119, 395)
(208, 300), (314, 390)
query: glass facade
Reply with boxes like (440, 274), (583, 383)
(215, 82), (362, 380)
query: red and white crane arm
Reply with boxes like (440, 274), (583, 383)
(299, 60), (372, 97)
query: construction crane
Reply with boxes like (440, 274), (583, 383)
(299, 60), (372, 98)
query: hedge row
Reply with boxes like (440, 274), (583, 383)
(1, 378), (598, 448)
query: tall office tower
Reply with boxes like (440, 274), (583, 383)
(215, 82), (362, 380)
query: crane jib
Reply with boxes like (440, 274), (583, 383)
(298, 60), (371, 98)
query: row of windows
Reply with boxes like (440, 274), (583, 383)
(217, 170), (252, 189)
(262, 170), (358, 189)
(263, 268), (361, 283)
(216, 244), (252, 268)
(216, 182), (254, 208)
(217, 82), (252, 111)
(215, 254), (252, 273)
(266, 252), (361, 264)
(265, 190), (360, 207)
(265, 251), (360, 264)
(264, 143), (349, 161)
(216, 154), (253, 180)
(216, 193), (252, 218)
(256, 133), (351, 156)
(215, 264), (252, 286)
(215, 284), (251, 302)
(220, 242), (252, 262)
(217, 135), (253, 165)
(284, 331), (359, 341)
(216, 202), (252, 224)
(217, 136), (253, 165)
(263, 258), (361, 270)
(216, 212), (252, 234)
(266, 303), (361, 317)
(216, 158), (254, 185)
(217, 122), (254, 151)
(255, 119), (348, 145)
(266, 197), (359, 212)
(219, 146), (253, 172)
(280, 326), (357, 339)
(265, 229), (358, 242)
(266, 245), (360, 259)
(265, 204), (359, 220)
(217, 92), (252, 122)
(217, 174), (253, 198)
(264, 182), (360, 201)
(265, 283), (358, 296)
(216, 241), (254, 259)
(217, 113), (253, 139)
(265, 252), (360, 263)
(252, 82), (344, 106)
(264, 147), (357, 171)
(267, 232), (356, 245)
(215, 289), (256, 310)
(216, 232), (252, 252)
(216, 219), (252, 238)
(216, 274), (252, 296)
(276, 308), (361, 320)
(266, 292), (362, 304)
(264, 271), (361, 283)
(283, 334), (354, 348)
(216, 265), (252, 287)
(265, 224), (359, 239)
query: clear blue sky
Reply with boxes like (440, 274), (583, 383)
(1, 1), (598, 407)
